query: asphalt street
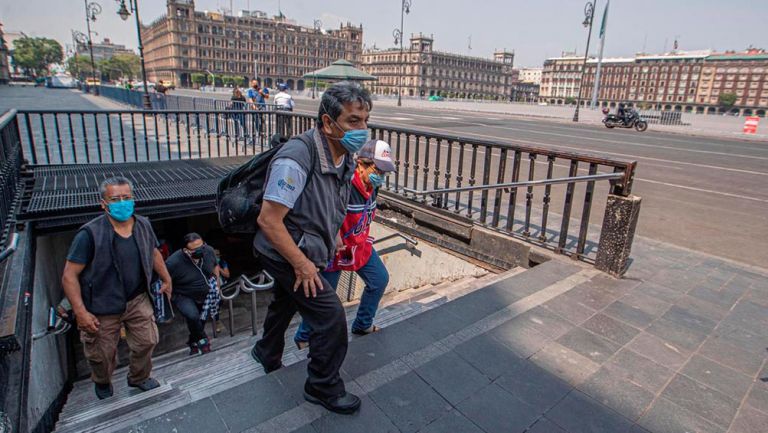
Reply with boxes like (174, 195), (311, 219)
(3, 87), (767, 268)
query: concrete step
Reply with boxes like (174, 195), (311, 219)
(53, 263), (563, 433)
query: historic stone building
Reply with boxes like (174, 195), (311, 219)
(518, 67), (542, 85)
(541, 48), (768, 116)
(77, 38), (135, 62)
(141, 0), (363, 89)
(360, 34), (516, 100)
(538, 54), (584, 102)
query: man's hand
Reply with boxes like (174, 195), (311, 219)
(76, 309), (100, 334)
(335, 233), (346, 255)
(160, 279), (172, 297)
(293, 259), (324, 298)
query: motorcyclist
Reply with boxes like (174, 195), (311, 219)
(617, 103), (627, 124)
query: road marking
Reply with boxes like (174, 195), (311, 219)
(400, 113), (462, 120)
(634, 178), (768, 204)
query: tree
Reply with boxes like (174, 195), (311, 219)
(718, 93), (737, 110)
(222, 75), (235, 87)
(565, 97), (577, 105)
(191, 72), (206, 88)
(66, 55), (95, 80)
(12, 37), (63, 77)
(233, 76), (245, 87)
(98, 54), (140, 81)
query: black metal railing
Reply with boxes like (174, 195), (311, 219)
(0, 109), (23, 253)
(13, 109), (636, 260)
(273, 113), (636, 260)
(15, 109), (294, 165)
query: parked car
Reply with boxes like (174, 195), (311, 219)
(47, 74), (78, 89)
(428, 95), (444, 101)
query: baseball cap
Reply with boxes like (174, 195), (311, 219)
(358, 140), (396, 173)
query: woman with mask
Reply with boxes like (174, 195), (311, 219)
(294, 139), (396, 349)
(165, 233), (220, 354)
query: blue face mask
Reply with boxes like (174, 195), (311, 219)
(107, 200), (135, 222)
(339, 128), (369, 154)
(368, 173), (383, 189)
(326, 113), (369, 153)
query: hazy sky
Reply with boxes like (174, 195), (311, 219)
(2, 0), (767, 67)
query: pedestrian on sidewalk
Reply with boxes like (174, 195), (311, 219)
(294, 139), (396, 349)
(61, 177), (172, 400)
(274, 83), (295, 111)
(228, 87), (247, 139)
(165, 233), (221, 355)
(251, 81), (372, 415)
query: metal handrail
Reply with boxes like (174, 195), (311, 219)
(239, 271), (275, 293)
(403, 172), (625, 196)
(0, 233), (20, 263)
(237, 271), (274, 336)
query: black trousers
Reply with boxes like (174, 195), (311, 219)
(172, 293), (207, 343)
(254, 255), (348, 398)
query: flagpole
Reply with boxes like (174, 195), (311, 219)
(591, 0), (610, 109)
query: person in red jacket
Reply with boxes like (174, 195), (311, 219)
(294, 139), (396, 349)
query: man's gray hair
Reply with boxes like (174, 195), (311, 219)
(317, 81), (372, 128)
(99, 176), (134, 199)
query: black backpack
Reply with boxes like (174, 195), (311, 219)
(216, 133), (315, 233)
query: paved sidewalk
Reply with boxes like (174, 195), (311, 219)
(114, 234), (768, 433)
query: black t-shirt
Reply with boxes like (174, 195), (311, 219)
(165, 246), (217, 300)
(66, 230), (145, 300)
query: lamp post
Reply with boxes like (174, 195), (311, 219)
(572, 0), (597, 122)
(392, 0), (412, 107)
(116, 0), (152, 109)
(312, 19), (321, 99)
(83, 1), (101, 95)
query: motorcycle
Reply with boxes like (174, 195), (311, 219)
(602, 108), (648, 132)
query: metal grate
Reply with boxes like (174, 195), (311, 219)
(21, 156), (250, 219)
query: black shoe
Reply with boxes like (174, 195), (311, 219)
(303, 385), (361, 415)
(250, 345), (282, 373)
(128, 377), (160, 392)
(94, 382), (113, 400)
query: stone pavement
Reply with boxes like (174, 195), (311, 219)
(109, 235), (768, 433)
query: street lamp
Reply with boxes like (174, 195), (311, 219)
(115, 0), (152, 109)
(311, 19), (322, 99)
(83, 1), (101, 95)
(393, 0), (412, 107)
(572, 0), (597, 122)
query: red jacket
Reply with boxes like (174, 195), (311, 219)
(326, 171), (377, 272)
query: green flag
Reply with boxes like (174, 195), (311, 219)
(599, 0), (610, 39)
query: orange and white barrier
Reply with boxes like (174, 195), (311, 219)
(743, 116), (759, 134)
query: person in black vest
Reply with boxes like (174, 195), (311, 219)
(61, 177), (172, 400)
(165, 233), (220, 355)
(251, 81), (372, 415)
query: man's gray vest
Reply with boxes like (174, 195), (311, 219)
(254, 128), (355, 268)
(78, 214), (156, 315)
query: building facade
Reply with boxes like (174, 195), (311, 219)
(77, 38), (135, 61)
(541, 49), (768, 116)
(141, 0), (363, 89)
(510, 82), (539, 102)
(518, 67), (542, 85)
(361, 34), (516, 100)
(539, 54), (584, 102)
(0, 23), (9, 84)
